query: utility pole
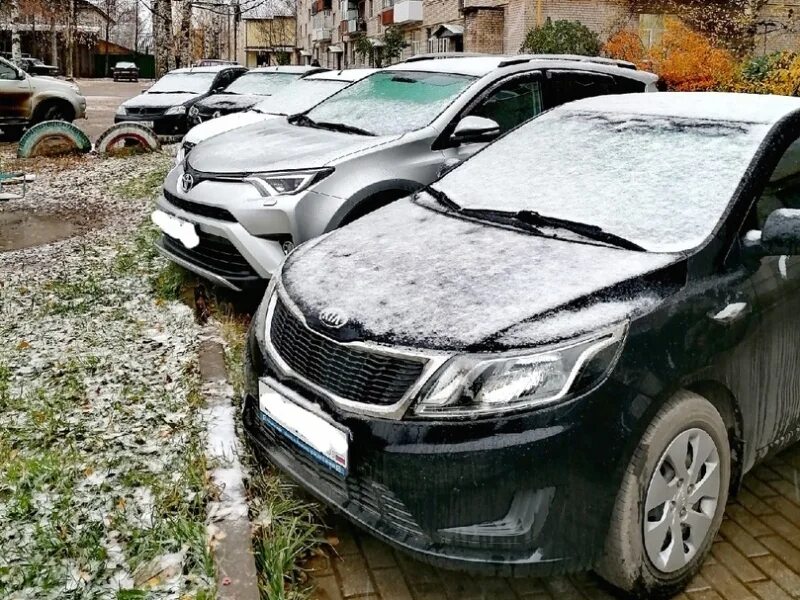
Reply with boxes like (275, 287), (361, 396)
(10, 0), (22, 63)
(66, 0), (76, 78)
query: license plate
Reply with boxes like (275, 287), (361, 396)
(151, 209), (199, 249)
(139, 120), (154, 129)
(259, 380), (349, 476)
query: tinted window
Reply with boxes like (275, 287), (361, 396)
(543, 71), (616, 109)
(470, 77), (543, 133)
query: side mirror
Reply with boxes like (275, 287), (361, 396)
(451, 116), (500, 145)
(746, 209), (800, 256)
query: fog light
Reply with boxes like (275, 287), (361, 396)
(282, 241), (295, 254)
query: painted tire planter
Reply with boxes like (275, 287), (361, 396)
(95, 122), (160, 155)
(17, 121), (91, 158)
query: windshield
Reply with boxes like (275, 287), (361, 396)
(433, 109), (771, 253)
(305, 70), (475, 136)
(224, 71), (300, 95)
(254, 79), (349, 115)
(116, 62), (135, 68)
(148, 72), (216, 94)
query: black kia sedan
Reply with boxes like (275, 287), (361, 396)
(243, 92), (800, 598)
(115, 64), (246, 137)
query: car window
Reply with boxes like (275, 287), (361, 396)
(149, 71), (217, 93)
(433, 108), (772, 253)
(0, 60), (18, 80)
(542, 71), (617, 109)
(253, 78), (349, 115)
(305, 70), (476, 136)
(469, 76), (543, 134)
(747, 138), (800, 230)
(224, 72), (301, 95)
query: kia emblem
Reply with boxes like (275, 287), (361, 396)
(320, 309), (348, 329)
(180, 173), (194, 193)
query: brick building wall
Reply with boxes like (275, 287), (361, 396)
(755, 0), (800, 55)
(464, 8), (505, 53)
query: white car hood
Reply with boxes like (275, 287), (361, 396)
(123, 92), (198, 108)
(184, 111), (275, 145)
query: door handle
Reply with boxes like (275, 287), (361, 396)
(709, 301), (749, 325)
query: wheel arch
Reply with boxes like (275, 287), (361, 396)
(685, 379), (746, 493)
(329, 180), (421, 230)
(32, 95), (76, 122)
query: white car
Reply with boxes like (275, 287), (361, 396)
(176, 68), (377, 165)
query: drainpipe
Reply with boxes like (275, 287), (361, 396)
(536, 0), (543, 26)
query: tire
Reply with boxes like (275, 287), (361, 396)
(595, 390), (730, 599)
(95, 122), (160, 155)
(34, 100), (74, 123)
(17, 120), (91, 158)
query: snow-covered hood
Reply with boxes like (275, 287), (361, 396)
(123, 92), (199, 109)
(187, 118), (398, 174)
(195, 93), (263, 112)
(281, 200), (682, 351)
(184, 111), (275, 145)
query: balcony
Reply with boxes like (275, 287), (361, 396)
(380, 7), (394, 25)
(338, 0), (356, 14)
(393, 0), (422, 23)
(312, 27), (333, 41)
(340, 17), (367, 35)
(311, 0), (332, 14)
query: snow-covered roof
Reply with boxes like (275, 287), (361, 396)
(305, 68), (378, 82)
(249, 65), (320, 74)
(565, 92), (800, 124)
(171, 65), (238, 74)
(388, 56), (517, 77)
(390, 55), (657, 81)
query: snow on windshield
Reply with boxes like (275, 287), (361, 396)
(149, 72), (217, 94)
(305, 71), (475, 136)
(224, 72), (299, 95)
(254, 79), (348, 115)
(282, 200), (676, 350)
(435, 109), (772, 252)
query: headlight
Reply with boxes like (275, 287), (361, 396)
(115, 105), (127, 116)
(244, 168), (334, 197)
(414, 325), (626, 418)
(165, 105), (187, 115)
(189, 105), (200, 117)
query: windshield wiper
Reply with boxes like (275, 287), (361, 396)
(314, 121), (375, 136)
(513, 210), (645, 251)
(422, 186), (461, 211)
(148, 90), (196, 94)
(289, 114), (319, 128)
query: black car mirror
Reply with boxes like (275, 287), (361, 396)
(752, 208), (800, 256)
(451, 116), (500, 145)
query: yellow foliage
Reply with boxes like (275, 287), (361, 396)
(602, 30), (646, 65)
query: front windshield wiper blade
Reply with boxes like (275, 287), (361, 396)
(422, 186), (461, 211)
(313, 121), (375, 136)
(289, 114), (320, 128)
(514, 210), (646, 252)
(148, 90), (196, 94)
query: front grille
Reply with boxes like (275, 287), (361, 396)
(161, 229), (260, 283)
(126, 106), (164, 116)
(163, 188), (236, 222)
(254, 409), (427, 541)
(270, 298), (425, 406)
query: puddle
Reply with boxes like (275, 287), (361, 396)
(0, 211), (77, 251)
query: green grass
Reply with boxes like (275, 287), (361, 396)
(111, 160), (172, 201)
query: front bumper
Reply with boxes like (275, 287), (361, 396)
(115, 112), (189, 136)
(242, 327), (636, 576)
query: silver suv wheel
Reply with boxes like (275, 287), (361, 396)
(644, 427), (721, 573)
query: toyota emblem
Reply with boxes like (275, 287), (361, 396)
(180, 173), (194, 193)
(319, 309), (348, 329)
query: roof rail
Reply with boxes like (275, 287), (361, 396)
(518, 54), (638, 70)
(403, 52), (492, 63)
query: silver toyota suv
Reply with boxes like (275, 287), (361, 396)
(156, 56), (658, 290)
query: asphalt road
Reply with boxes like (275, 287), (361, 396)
(74, 78), (152, 141)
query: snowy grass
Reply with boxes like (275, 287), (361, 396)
(217, 314), (326, 600)
(0, 153), (215, 599)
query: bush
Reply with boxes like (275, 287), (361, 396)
(603, 30), (646, 64)
(520, 18), (601, 56)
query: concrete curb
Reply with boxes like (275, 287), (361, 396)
(198, 332), (260, 600)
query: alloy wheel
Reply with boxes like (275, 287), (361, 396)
(643, 427), (721, 573)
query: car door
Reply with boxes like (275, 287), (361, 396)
(0, 60), (32, 122)
(442, 72), (545, 163)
